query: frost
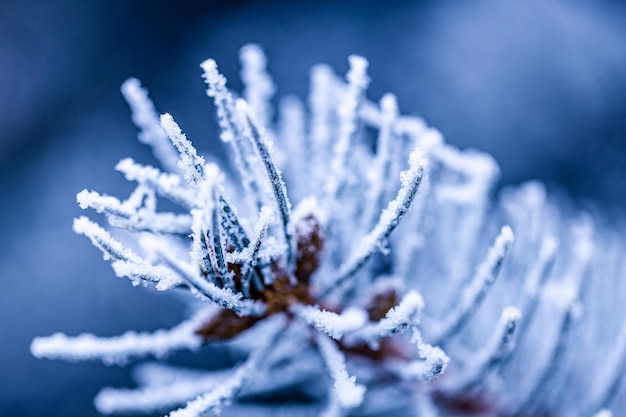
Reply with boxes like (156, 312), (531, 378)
(292, 305), (368, 340)
(392, 340), (449, 382)
(33, 44), (626, 417)
(73, 216), (140, 263)
(180, 270), (265, 316)
(443, 307), (521, 393)
(111, 260), (182, 290)
(115, 158), (195, 208)
(236, 99), (295, 270)
(240, 43), (275, 130)
(167, 316), (285, 417)
(431, 225), (515, 344)
(433, 145), (499, 204)
(309, 64), (339, 189)
(121, 78), (180, 173)
(324, 55), (369, 203)
(31, 309), (214, 365)
(77, 188), (192, 235)
(361, 93), (400, 229)
(200, 57), (265, 210)
(160, 113), (206, 189)
(343, 291), (424, 349)
(95, 369), (230, 415)
(322, 148), (426, 296)
(278, 95), (308, 200)
(316, 332), (366, 409)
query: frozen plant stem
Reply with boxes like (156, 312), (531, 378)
(237, 100), (295, 272)
(321, 147), (427, 298)
(31, 44), (626, 417)
(432, 226), (515, 345)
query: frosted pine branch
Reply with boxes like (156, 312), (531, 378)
(73, 216), (140, 263)
(121, 78), (180, 173)
(226, 205), (273, 290)
(361, 93), (400, 229)
(292, 305), (368, 340)
(166, 364), (248, 417)
(278, 95), (308, 200)
(432, 145), (500, 204)
(309, 64), (338, 188)
(31, 309), (214, 365)
(178, 268), (265, 316)
(444, 307), (521, 393)
(316, 332), (366, 409)
(216, 194), (251, 251)
(432, 225), (515, 344)
(324, 55), (369, 203)
(77, 189), (131, 218)
(111, 260), (183, 290)
(322, 147), (426, 297)
(206, 183), (235, 289)
(73, 216), (184, 289)
(167, 316), (286, 417)
(33, 45), (626, 417)
(97, 355), (319, 416)
(510, 294), (582, 416)
(160, 113), (207, 190)
(516, 236), (558, 335)
(240, 43), (275, 130)
(77, 189), (192, 235)
(392, 346), (449, 382)
(110, 212), (192, 236)
(95, 370), (229, 415)
(115, 158), (196, 208)
(343, 290), (424, 349)
(237, 100), (295, 271)
(201, 58), (265, 210)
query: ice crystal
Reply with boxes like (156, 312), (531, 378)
(32, 45), (626, 417)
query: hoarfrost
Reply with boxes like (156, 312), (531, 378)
(31, 44), (626, 417)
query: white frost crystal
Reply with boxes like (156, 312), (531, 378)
(32, 45), (626, 417)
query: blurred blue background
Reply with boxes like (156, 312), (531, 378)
(1, 0), (626, 415)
